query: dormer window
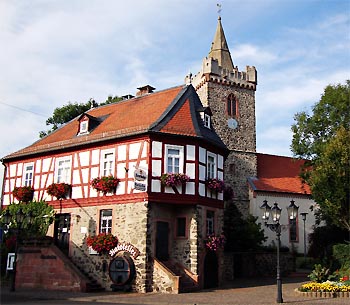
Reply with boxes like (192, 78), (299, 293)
(79, 120), (89, 134)
(204, 114), (211, 129)
(198, 106), (212, 129)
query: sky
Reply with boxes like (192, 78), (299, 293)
(0, 0), (349, 186)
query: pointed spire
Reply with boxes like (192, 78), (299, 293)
(208, 16), (234, 71)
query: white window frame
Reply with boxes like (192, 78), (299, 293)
(23, 162), (34, 187)
(206, 152), (217, 179)
(165, 145), (184, 174)
(101, 149), (115, 177)
(55, 156), (72, 183)
(79, 120), (89, 134)
(204, 114), (211, 129)
(99, 209), (113, 234)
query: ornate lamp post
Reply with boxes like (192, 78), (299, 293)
(260, 200), (299, 303)
(2, 208), (34, 292)
(300, 212), (308, 259)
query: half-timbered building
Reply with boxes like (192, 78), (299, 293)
(1, 84), (229, 292)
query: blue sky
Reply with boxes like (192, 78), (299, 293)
(0, 0), (349, 176)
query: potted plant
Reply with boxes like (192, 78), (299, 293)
(46, 183), (71, 200)
(205, 178), (225, 193)
(205, 233), (226, 251)
(12, 186), (34, 202)
(86, 233), (119, 255)
(160, 173), (190, 187)
(91, 175), (119, 195)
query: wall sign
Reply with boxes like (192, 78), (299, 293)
(134, 168), (147, 181)
(134, 167), (147, 191)
(6, 253), (15, 270)
(109, 243), (140, 259)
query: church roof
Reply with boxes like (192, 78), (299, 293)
(208, 16), (234, 71)
(3, 85), (227, 160)
(248, 153), (311, 195)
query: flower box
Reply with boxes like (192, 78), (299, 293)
(205, 234), (226, 251)
(91, 175), (119, 195)
(12, 186), (34, 202)
(205, 178), (225, 193)
(160, 173), (190, 187)
(46, 183), (71, 200)
(86, 233), (119, 255)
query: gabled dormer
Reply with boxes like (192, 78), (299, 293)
(198, 106), (212, 129)
(77, 113), (101, 136)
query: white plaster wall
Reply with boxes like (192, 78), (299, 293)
(250, 192), (316, 254)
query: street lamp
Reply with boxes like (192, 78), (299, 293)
(300, 212), (308, 259)
(260, 200), (299, 303)
(2, 208), (34, 292)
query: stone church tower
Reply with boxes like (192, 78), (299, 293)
(186, 17), (258, 216)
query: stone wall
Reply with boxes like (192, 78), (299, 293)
(52, 200), (149, 292)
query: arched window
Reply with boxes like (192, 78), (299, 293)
(227, 94), (238, 117)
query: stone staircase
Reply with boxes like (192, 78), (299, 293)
(162, 260), (199, 293)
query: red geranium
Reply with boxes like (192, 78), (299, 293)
(12, 186), (34, 202)
(91, 176), (119, 195)
(86, 233), (118, 254)
(46, 183), (71, 199)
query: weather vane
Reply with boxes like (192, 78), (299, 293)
(217, 3), (222, 17)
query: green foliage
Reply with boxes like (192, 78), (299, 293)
(0, 201), (55, 238)
(308, 264), (331, 283)
(308, 225), (348, 262)
(224, 202), (266, 252)
(39, 95), (123, 138)
(291, 80), (350, 231)
(333, 243), (350, 278)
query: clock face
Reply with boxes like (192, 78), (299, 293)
(227, 118), (238, 129)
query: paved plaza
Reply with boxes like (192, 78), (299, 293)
(1, 276), (349, 305)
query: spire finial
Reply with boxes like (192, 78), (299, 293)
(217, 3), (222, 18)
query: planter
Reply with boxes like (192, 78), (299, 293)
(91, 176), (119, 195)
(160, 173), (190, 187)
(205, 178), (225, 193)
(295, 288), (349, 298)
(12, 186), (34, 202)
(46, 183), (71, 200)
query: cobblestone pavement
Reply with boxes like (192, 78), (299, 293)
(1, 277), (349, 305)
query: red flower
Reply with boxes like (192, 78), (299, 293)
(91, 176), (119, 195)
(86, 233), (118, 254)
(46, 183), (71, 199)
(12, 186), (34, 202)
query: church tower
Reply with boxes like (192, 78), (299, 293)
(186, 16), (258, 216)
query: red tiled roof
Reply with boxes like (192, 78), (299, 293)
(4, 85), (227, 160)
(160, 99), (197, 136)
(249, 153), (311, 195)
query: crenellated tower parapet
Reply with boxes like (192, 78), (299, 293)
(185, 57), (257, 92)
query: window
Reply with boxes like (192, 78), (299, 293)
(101, 150), (115, 176)
(227, 94), (238, 117)
(204, 114), (211, 128)
(23, 163), (34, 187)
(206, 211), (215, 235)
(79, 120), (88, 134)
(165, 145), (183, 174)
(207, 152), (217, 179)
(56, 157), (71, 183)
(99, 209), (112, 233)
(176, 217), (186, 238)
(289, 218), (298, 242)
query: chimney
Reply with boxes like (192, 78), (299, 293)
(122, 94), (134, 100)
(136, 85), (155, 97)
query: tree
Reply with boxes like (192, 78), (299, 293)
(39, 95), (123, 138)
(224, 202), (266, 252)
(291, 80), (350, 231)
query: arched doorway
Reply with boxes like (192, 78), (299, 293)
(203, 250), (218, 289)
